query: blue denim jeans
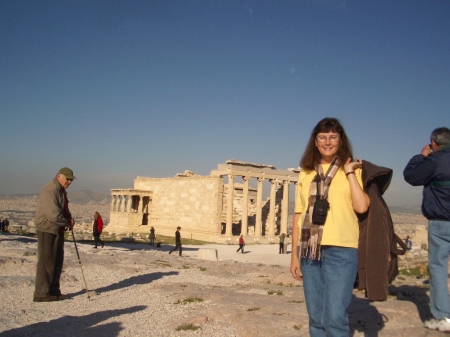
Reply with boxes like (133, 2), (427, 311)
(301, 246), (358, 337)
(428, 220), (450, 320)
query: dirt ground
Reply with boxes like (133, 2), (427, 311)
(0, 233), (444, 337)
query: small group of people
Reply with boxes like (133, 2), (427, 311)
(278, 233), (290, 254)
(0, 217), (9, 232)
(289, 118), (450, 335)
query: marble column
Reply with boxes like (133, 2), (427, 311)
(136, 196), (142, 214)
(268, 179), (277, 236)
(241, 176), (250, 235)
(119, 195), (125, 212)
(111, 195), (116, 212)
(127, 196), (132, 213)
(255, 177), (264, 237)
(226, 174), (235, 236)
(280, 180), (289, 235)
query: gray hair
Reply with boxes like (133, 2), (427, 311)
(431, 127), (450, 146)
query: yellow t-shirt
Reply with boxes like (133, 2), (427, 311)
(294, 165), (363, 248)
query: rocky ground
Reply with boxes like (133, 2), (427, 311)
(0, 233), (445, 337)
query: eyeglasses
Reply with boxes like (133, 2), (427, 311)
(316, 135), (340, 143)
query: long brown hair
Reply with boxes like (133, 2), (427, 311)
(94, 212), (101, 219)
(300, 117), (353, 171)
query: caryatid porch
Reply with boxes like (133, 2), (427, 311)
(109, 189), (153, 230)
(210, 160), (299, 237)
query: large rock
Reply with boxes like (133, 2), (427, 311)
(196, 248), (218, 261)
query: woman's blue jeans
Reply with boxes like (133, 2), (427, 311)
(428, 220), (450, 320)
(301, 246), (358, 337)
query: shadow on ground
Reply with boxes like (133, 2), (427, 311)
(349, 295), (385, 337)
(0, 306), (146, 337)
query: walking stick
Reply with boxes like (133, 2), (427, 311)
(71, 228), (91, 300)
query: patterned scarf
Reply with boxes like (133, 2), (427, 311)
(300, 157), (340, 260)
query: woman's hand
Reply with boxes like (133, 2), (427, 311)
(344, 157), (370, 214)
(290, 213), (303, 281)
(290, 258), (303, 281)
(344, 157), (362, 174)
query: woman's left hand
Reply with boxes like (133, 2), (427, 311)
(344, 157), (362, 174)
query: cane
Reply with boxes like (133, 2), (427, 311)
(71, 228), (91, 300)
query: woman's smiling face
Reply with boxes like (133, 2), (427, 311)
(315, 132), (341, 163)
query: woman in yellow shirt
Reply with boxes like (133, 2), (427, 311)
(290, 118), (370, 337)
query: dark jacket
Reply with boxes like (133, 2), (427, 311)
(356, 161), (407, 301)
(403, 144), (450, 221)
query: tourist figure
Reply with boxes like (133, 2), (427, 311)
(405, 235), (412, 250)
(283, 234), (290, 254)
(93, 211), (104, 248)
(169, 226), (182, 256)
(149, 226), (156, 246)
(279, 233), (286, 254)
(403, 127), (450, 333)
(33, 167), (76, 302)
(236, 234), (245, 253)
(290, 118), (370, 337)
(0, 217), (3, 232)
(2, 218), (9, 232)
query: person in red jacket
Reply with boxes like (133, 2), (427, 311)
(236, 234), (245, 254)
(93, 212), (104, 248)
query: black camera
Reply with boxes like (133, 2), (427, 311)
(312, 199), (329, 225)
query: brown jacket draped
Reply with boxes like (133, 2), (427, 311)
(356, 160), (407, 301)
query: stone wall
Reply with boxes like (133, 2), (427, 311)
(121, 175), (224, 240)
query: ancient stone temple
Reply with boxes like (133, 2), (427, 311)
(107, 160), (299, 243)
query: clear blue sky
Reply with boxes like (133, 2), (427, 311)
(1, 0), (449, 207)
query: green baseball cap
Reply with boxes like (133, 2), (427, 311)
(58, 167), (76, 180)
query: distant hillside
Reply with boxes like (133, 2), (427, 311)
(388, 205), (423, 215)
(0, 190), (110, 205)
(67, 190), (111, 205)
(288, 201), (422, 215)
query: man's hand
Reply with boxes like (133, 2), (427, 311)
(421, 144), (433, 157)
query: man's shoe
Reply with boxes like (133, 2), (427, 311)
(33, 295), (59, 302)
(57, 294), (70, 300)
(424, 318), (450, 332)
(101, 243), (104, 248)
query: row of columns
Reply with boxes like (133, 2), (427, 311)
(225, 175), (295, 237)
(111, 193), (150, 214)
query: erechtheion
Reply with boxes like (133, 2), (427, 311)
(107, 160), (299, 243)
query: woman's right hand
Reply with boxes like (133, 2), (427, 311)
(290, 258), (303, 281)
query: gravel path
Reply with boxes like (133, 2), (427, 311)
(0, 233), (444, 337)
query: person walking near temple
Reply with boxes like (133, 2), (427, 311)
(149, 226), (156, 246)
(169, 226), (182, 256)
(279, 233), (286, 254)
(93, 212), (104, 248)
(33, 167), (76, 302)
(404, 126), (450, 333)
(236, 234), (245, 254)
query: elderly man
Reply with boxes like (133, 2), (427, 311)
(33, 167), (76, 302)
(404, 127), (450, 332)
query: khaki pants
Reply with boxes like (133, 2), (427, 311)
(34, 231), (65, 297)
